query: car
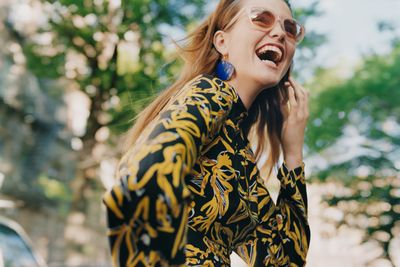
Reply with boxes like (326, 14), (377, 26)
(0, 213), (47, 267)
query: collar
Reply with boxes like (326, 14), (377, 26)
(203, 74), (249, 126)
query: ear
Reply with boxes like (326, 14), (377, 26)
(213, 30), (229, 56)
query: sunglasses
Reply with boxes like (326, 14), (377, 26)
(224, 7), (305, 44)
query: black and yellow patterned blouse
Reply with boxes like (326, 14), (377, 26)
(103, 74), (310, 267)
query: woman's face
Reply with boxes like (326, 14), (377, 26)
(217, 0), (297, 89)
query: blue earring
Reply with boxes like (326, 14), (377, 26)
(215, 55), (235, 81)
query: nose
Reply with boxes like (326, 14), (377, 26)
(269, 20), (286, 41)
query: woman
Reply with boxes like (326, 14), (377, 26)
(103, 0), (311, 266)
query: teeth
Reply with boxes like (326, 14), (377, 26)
(257, 45), (283, 62)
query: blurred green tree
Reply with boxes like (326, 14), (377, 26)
(306, 33), (400, 264)
(0, 4), (74, 208)
(13, 0), (210, 210)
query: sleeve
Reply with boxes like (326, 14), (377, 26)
(235, 162), (311, 267)
(102, 75), (235, 267)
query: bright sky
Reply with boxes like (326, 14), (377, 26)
(294, 0), (400, 68)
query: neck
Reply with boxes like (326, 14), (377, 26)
(227, 75), (262, 111)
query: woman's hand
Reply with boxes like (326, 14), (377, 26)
(279, 76), (310, 170)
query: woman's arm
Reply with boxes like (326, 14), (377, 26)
(270, 161), (310, 266)
(236, 76), (311, 266)
(103, 75), (236, 267)
(235, 162), (310, 266)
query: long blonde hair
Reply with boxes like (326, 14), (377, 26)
(123, 0), (291, 179)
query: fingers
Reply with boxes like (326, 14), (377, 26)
(289, 77), (309, 101)
(284, 76), (309, 120)
(289, 77), (310, 100)
(279, 87), (290, 118)
(287, 83), (298, 109)
(289, 77), (304, 117)
(291, 77), (310, 119)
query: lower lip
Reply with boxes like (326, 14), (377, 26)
(260, 59), (279, 69)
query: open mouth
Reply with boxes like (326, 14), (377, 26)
(256, 45), (283, 66)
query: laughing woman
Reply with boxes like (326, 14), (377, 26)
(103, 0), (311, 266)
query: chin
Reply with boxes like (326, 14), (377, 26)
(255, 73), (282, 89)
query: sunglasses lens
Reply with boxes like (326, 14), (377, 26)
(249, 8), (304, 43)
(284, 20), (299, 38)
(251, 10), (275, 28)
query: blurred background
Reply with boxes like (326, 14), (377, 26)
(0, 0), (399, 266)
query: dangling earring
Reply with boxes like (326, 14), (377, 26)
(215, 55), (235, 81)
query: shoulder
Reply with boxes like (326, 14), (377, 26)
(189, 74), (238, 98)
(180, 74), (240, 108)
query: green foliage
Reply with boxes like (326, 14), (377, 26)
(2, 0), (208, 208)
(38, 174), (72, 203)
(307, 41), (400, 264)
(22, 0), (207, 137)
(306, 43), (400, 152)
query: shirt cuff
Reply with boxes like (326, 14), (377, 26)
(277, 161), (305, 183)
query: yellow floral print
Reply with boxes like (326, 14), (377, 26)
(103, 74), (310, 266)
